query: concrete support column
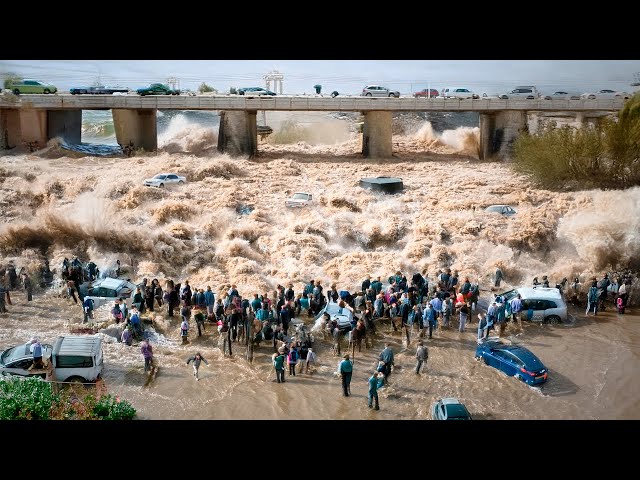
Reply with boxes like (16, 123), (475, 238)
(0, 109), (20, 149)
(48, 110), (82, 144)
(481, 110), (528, 161)
(15, 109), (48, 148)
(217, 110), (257, 157)
(362, 111), (393, 158)
(575, 112), (586, 126)
(479, 113), (495, 161)
(113, 109), (157, 151)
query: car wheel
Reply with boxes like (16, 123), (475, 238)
(500, 95), (508, 100)
(546, 315), (561, 325)
(67, 376), (87, 384)
(158, 183), (164, 188)
(13, 89), (20, 95)
(178, 180), (184, 184)
(43, 89), (50, 94)
(515, 373), (524, 382)
(366, 93), (372, 97)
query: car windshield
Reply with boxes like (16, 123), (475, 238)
(0, 345), (26, 364)
(153, 175), (167, 180)
(292, 193), (309, 200)
(500, 289), (518, 301)
(445, 404), (470, 419)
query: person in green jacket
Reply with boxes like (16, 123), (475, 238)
(273, 348), (286, 383)
(368, 370), (381, 410)
(338, 354), (353, 396)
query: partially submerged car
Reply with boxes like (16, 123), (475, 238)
(475, 340), (548, 386)
(143, 173), (186, 188)
(0, 335), (104, 383)
(431, 398), (473, 420)
(78, 277), (136, 308)
(485, 204), (517, 216)
(315, 301), (353, 332)
(286, 192), (313, 208)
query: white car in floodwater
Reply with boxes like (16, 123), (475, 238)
(286, 192), (313, 208)
(143, 173), (186, 188)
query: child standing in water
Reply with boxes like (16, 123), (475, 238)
(186, 352), (209, 381)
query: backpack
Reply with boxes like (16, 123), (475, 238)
(288, 349), (298, 363)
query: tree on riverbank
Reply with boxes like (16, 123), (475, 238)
(513, 93), (640, 190)
(198, 82), (217, 94)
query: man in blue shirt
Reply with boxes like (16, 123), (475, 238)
(368, 370), (380, 410)
(338, 354), (353, 396)
(509, 294), (523, 331)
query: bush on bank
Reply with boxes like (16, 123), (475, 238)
(0, 377), (136, 420)
(513, 92), (640, 189)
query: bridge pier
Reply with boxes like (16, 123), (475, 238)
(217, 110), (257, 157)
(48, 110), (82, 144)
(113, 109), (157, 151)
(362, 111), (393, 158)
(0, 108), (48, 149)
(478, 111), (527, 161)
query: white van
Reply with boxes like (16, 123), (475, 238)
(49, 335), (104, 383)
(440, 87), (479, 99)
(500, 287), (567, 324)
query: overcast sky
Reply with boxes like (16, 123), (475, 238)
(1, 60), (639, 95)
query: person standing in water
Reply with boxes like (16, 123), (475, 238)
(186, 352), (209, 381)
(338, 353), (353, 397)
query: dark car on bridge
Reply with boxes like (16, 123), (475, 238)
(136, 83), (180, 96)
(237, 87), (276, 96)
(70, 85), (130, 95)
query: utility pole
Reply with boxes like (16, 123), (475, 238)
(167, 76), (179, 90)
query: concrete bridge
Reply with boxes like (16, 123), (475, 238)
(0, 94), (625, 159)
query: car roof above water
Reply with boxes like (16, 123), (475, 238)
(53, 335), (102, 357)
(516, 286), (562, 300)
(93, 277), (129, 290)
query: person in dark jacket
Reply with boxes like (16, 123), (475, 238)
(186, 352), (209, 381)
(338, 354), (353, 396)
(379, 343), (394, 384)
(368, 370), (381, 410)
(194, 310), (206, 336)
(273, 348), (286, 383)
(7, 264), (18, 290)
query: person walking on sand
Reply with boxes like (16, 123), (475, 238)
(186, 352), (209, 381)
(22, 273), (33, 302)
(415, 340), (428, 374)
(338, 353), (353, 396)
(368, 370), (381, 410)
(140, 338), (154, 373)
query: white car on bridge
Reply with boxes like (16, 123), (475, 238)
(439, 87), (479, 99)
(581, 89), (631, 100)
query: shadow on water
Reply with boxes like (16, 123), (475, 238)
(539, 369), (579, 397)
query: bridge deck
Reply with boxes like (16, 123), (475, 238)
(0, 94), (625, 112)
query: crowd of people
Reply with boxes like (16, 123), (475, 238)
(0, 256), (636, 412)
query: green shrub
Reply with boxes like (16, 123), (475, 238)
(198, 82), (217, 94)
(513, 93), (640, 189)
(0, 377), (54, 420)
(0, 378), (136, 420)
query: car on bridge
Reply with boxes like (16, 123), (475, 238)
(136, 83), (180, 96)
(237, 87), (276, 96)
(361, 85), (400, 98)
(413, 88), (440, 98)
(5, 79), (57, 95)
(581, 89), (631, 100)
(439, 87), (479, 99)
(543, 91), (581, 100)
(70, 85), (130, 95)
(498, 86), (540, 100)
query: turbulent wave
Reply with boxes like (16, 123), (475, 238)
(1, 113), (638, 306)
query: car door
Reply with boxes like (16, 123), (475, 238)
(491, 350), (516, 376)
(501, 351), (521, 377)
(5, 358), (34, 377)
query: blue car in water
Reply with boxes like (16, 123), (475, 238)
(475, 340), (548, 386)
